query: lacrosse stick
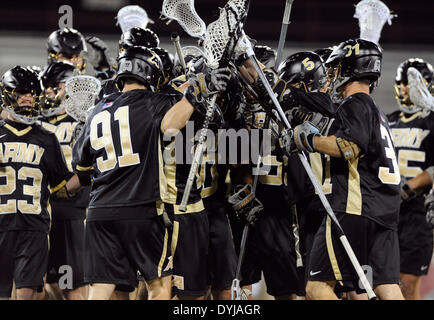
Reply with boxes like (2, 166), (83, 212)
(64, 75), (101, 123)
(162, 0), (207, 39)
(354, 0), (396, 45)
(237, 32), (377, 300)
(275, 0), (294, 68)
(116, 5), (154, 33)
(171, 32), (187, 74)
(179, 0), (251, 212)
(408, 67), (434, 112)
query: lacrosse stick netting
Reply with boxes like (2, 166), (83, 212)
(354, 0), (396, 45)
(162, 0), (206, 38)
(117, 5), (154, 33)
(64, 75), (101, 123)
(179, 0), (250, 211)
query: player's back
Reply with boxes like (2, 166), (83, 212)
(73, 89), (178, 209)
(330, 93), (401, 230)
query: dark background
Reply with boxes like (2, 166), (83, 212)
(0, 0), (433, 45)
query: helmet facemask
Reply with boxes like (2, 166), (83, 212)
(327, 64), (349, 104)
(42, 82), (69, 117)
(1, 87), (43, 125)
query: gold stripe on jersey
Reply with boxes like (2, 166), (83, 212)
(310, 153), (322, 184)
(158, 138), (169, 203)
(50, 180), (67, 194)
(326, 216), (343, 281)
(173, 199), (204, 214)
(75, 165), (94, 171)
(156, 200), (164, 216)
(157, 229), (169, 278)
(47, 113), (69, 124)
(346, 158), (362, 215)
(399, 111), (423, 123)
(171, 220), (180, 257)
(4, 124), (32, 136)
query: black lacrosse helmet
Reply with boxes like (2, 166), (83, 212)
(254, 45), (277, 69)
(394, 58), (434, 113)
(0, 66), (43, 124)
(39, 61), (77, 117)
(151, 47), (175, 81)
(278, 51), (327, 92)
(325, 38), (382, 102)
(119, 27), (160, 52)
(115, 46), (164, 92)
(47, 28), (87, 67)
(314, 47), (335, 63)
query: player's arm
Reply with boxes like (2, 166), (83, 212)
(161, 64), (231, 132)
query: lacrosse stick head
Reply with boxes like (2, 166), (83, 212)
(40, 61), (77, 117)
(203, 0), (251, 69)
(394, 58), (434, 114)
(116, 5), (154, 33)
(354, 0), (395, 45)
(64, 75), (101, 122)
(162, 0), (206, 39)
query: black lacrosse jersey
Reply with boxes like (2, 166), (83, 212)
(331, 93), (400, 230)
(72, 89), (179, 219)
(0, 119), (71, 233)
(41, 113), (90, 218)
(387, 110), (434, 213)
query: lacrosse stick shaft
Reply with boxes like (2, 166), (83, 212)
(275, 0), (294, 68)
(171, 33), (187, 74)
(247, 52), (377, 300)
(179, 95), (217, 212)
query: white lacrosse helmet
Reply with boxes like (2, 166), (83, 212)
(116, 5), (154, 33)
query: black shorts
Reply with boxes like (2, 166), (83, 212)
(84, 210), (172, 292)
(398, 204), (434, 276)
(308, 214), (400, 292)
(236, 211), (304, 297)
(203, 197), (237, 291)
(46, 217), (86, 290)
(165, 203), (209, 297)
(0, 230), (48, 297)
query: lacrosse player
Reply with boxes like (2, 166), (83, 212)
(387, 58), (434, 300)
(0, 66), (72, 300)
(66, 45), (230, 300)
(38, 61), (90, 300)
(279, 39), (403, 300)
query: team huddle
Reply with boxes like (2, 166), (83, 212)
(0, 2), (433, 301)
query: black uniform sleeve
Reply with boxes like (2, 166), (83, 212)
(333, 95), (373, 154)
(45, 134), (73, 193)
(152, 92), (183, 128)
(292, 89), (337, 116)
(71, 119), (93, 186)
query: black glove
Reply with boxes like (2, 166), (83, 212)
(251, 68), (286, 109)
(289, 106), (335, 135)
(424, 190), (434, 228)
(85, 36), (113, 71)
(54, 185), (76, 200)
(185, 60), (231, 112)
(228, 184), (263, 227)
(279, 121), (321, 155)
(400, 177), (418, 202)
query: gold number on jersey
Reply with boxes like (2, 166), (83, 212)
(90, 106), (140, 173)
(258, 155), (283, 186)
(0, 166), (42, 214)
(0, 166), (17, 214)
(115, 106), (140, 167)
(344, 43), (360, 57)
(302, 57), (315, 71)
(397, 149), (425, 178)
(378, 125), (400, 185)
(17, 167), (42, 214)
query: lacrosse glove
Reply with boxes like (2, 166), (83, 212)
(228, 184), (264, 227)
(424, 189), (434, 228)
(279, 121), (321, 156)
(86, 36), (116, 79)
